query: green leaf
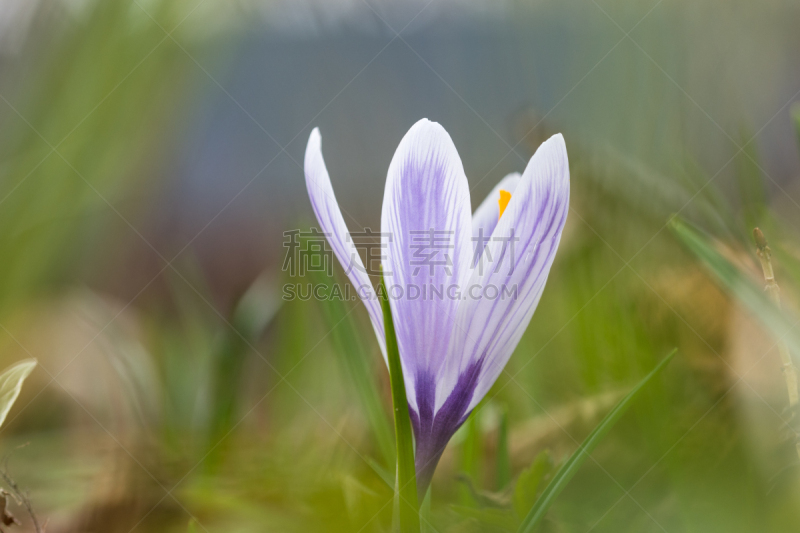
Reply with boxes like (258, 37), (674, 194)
(0, 359), (36, 429)
(517, 349), (676, 533)
(513, 450), (553, 519)
(379, 274), (420, 533)
(670, 219), (800, 364)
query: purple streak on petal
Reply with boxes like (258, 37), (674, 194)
(411, 357), (485, 494)
(471, 172), (521, 266)
(438, 134), (569, 414)
(410, 371), (435, 444)
(381, 119), (473, 412)
(304, 128), (386, 360)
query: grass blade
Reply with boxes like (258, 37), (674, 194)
(0, 359), (36, 429)
(379, 274), (420, 533)
(311, 267), (396, 468)
(514, 450), (553, 519)
(517, 349), (676, 533)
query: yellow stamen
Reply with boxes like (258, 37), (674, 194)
(498, 189), (512, 220)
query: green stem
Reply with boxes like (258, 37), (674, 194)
(379, 275), (420, 533)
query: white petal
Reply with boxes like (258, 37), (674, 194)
(304, 128), (386, 360)
(439, 133), (570, 413)
(381, 119), (473, 413)
(471, 172), (522, 266)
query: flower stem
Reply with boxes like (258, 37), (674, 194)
(379, 274), (420, 533)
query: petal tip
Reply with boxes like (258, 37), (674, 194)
(305, 128), (324, 172)
(539, 133), (569, 183)
(408, 117), (447, 137)
(545, 132), (566, 151)
(307, 127), (321, 149)
(398, 119), (457, 161)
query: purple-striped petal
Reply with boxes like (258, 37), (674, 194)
(471, 172), (521, 266)
(413, 134), (569, 491)
(304, 128), (386, 359)
(445, 133), (569, 412)
(381, 119), (473, 417)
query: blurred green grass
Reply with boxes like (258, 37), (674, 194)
(0, 0), (798, 531)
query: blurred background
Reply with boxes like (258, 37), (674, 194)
(0, 0), (799, 531)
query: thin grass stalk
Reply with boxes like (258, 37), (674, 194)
(753, 228), (800, 459)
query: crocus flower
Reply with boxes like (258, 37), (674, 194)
(304, 119), (569, 493)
